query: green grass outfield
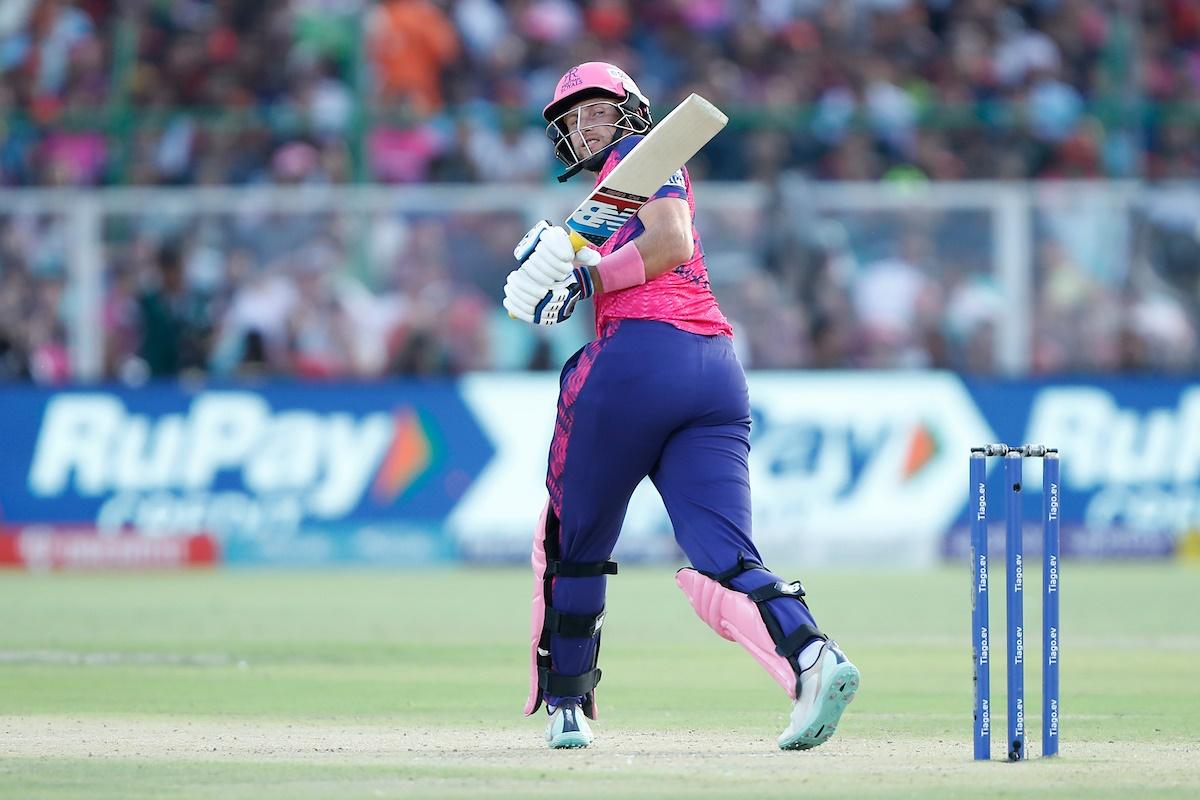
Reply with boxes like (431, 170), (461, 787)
(1, 563), (1198, 799)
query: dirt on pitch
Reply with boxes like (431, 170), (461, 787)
(3, 715), (1198, 796)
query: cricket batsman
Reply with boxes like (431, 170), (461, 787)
(502, 62), (861, 750)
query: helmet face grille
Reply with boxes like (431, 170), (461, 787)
(545, 99), (652, 172)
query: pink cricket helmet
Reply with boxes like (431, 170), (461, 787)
(543, 62), (653, 180)
(543, 62), (651, 122)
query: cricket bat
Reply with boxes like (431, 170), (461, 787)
(561, 93), (728, 252)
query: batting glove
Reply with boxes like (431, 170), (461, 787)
(514, 220), (580, 284)
(503, 247), (600, 326)
(507, 222), (600, 325)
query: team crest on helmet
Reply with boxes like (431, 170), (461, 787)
(560, 68), (583, 91)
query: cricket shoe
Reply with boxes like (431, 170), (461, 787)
(777, 639), (860, 751)
(545, 702), (593, 749)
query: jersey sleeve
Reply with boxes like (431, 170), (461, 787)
(651, 168), (688, 202)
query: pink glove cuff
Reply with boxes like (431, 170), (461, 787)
(596, 242), (646, 293)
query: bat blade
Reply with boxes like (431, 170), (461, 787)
(564, 93), (728, 250)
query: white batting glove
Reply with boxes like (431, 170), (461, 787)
(513, 220), (577, 284)
(506, 222), (601, 325)
(503, 255), (597, 325)
(503, 269), (580, 326)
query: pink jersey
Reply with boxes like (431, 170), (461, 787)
(591, 136), (733, 338)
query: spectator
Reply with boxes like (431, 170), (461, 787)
(851, 231), (941, 368)
(285, 260), (356, 379)
(465, 108), (549, 183)
(135, 241), (213, 378)
(212, 263), (300, 377)
(366, 0), (459, 113)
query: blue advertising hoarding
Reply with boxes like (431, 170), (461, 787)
(0, 383), (492, 565)
(0, 375), (1195, 567)
(949, 379), (1200, 560)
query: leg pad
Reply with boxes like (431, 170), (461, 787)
(524, 501), (613, 720)
(676, 567), (803, 699)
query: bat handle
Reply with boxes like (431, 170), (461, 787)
(567, 230), (590, 253)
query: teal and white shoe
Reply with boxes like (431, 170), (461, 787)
(777, 639), (860, 751)
(545, 702), (593, 749)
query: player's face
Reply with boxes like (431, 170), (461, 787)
(563, 100), (621, 160)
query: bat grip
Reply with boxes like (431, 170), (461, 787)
(567, 230), (590, 253)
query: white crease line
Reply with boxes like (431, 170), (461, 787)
(0, 650), (242, 667)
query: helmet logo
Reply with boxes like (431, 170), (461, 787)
(559, 67), (583, 91)
(603, 66), (644, 105)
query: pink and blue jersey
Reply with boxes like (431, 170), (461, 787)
(591, 136), (733, 339)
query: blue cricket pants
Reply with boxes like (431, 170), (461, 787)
(544, 320), (819, 702)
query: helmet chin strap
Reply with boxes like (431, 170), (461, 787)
(555, 145), (614, 183)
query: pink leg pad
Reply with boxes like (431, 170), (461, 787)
(676, 567), (798, 700)
(523, 501), (550, 716)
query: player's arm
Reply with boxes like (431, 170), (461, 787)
(584, 197), (693, 294)
(501, 196), (693, 325)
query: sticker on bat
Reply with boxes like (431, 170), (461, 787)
(566, 191), (647, 245)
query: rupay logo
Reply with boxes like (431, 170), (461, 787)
(1027, 385), (1200, 532)
(27, 393), (428, 537)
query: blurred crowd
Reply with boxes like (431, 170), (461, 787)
(726, 191), (1200, 374)
(0, 205), (523, 382)
(4, 0), (1199, 186)
(1, 0), (1199, 382)
(3, 185), (1196, 383)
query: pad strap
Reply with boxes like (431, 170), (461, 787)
(747, 580), (805, 603)
(774, 623), (824, 657)
(546, 559), (618, 578)
(539, 667), (602, 698)
(546, 607), (606, 638)
(710, 553), (754, 583)
(704, 555), (823, 659)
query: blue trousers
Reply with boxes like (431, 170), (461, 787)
(544, 320), (819, 702)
